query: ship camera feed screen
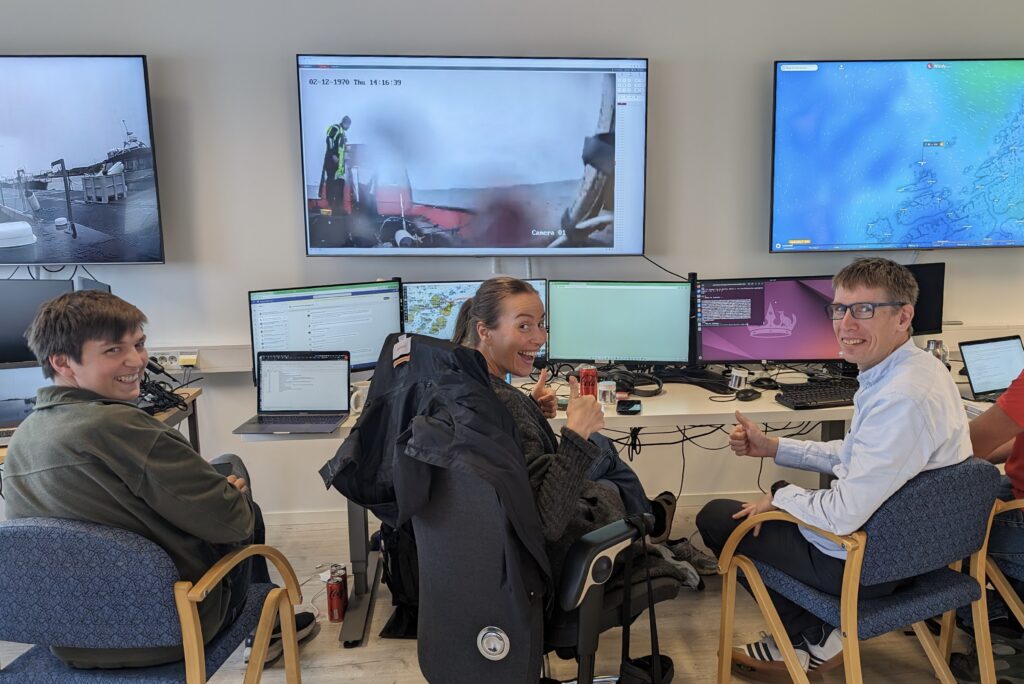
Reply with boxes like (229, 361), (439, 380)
(0, 56), (163, 265)
(697, 277), (840, 362)
(297, 56), (647, 256)
(772, 60), (1024, 252)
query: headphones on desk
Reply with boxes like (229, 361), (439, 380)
(599, 370), (664, 397)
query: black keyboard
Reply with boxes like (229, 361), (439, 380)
(254, 414), (342, 424)
(775, 384), (858, 410)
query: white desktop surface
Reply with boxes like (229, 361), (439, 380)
(238, 379), (855, 441)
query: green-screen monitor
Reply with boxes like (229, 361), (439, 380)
(547, 280), (691, 364)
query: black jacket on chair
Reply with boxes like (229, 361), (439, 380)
(318, 333), (552, 601)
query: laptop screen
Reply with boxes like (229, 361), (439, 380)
(961, 336), (1024, 396)
(258, 354), (350, 413)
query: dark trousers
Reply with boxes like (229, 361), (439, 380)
(210, 454), (272, 630)
(588, 433), (653, 516)
(325, 177), (345, 213)
(696, 499), (900, 642)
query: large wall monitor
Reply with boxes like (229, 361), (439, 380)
(248, 278), (402, 377)
(772, 59), (1024, 252)
(0, 56), (164, 265)
(297, 55), (647, 256)
(696, 276), (841, 363)
(0, 279), (74, 365)
(547, 280), (690, 364)
(402, 279), (546, 342)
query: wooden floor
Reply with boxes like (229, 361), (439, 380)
(1, 507), (975, 683)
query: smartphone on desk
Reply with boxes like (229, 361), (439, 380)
(616, 399), (642, 415)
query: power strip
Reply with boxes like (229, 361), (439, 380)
(149, 349), (199, 370)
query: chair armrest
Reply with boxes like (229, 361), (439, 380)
(185, 544), (302, 605)
(717, 511), (864, 574)
(994, 499), (1024, 516)
(559, 514), (653, 612)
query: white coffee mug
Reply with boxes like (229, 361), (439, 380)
(350, 380), (371, 414)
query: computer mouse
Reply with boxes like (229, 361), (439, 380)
(750, 377), (779, 390)
(735, 388), (762, 402)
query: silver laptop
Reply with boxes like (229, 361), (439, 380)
(233, 351), (350, 435)
(959, 336), (1024, 402)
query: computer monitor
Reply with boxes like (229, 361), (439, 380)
(402, 279), (546, 342)
(0, 56), (164, 264)
(772, 59), (1024, 252)
(74, 275), (112, 293)
(696, 276), (841, 363)
(547, 280), (691, 364)
(248, 278), (402, 379)
(0, 365), (48, 429)
(0, 279), (74, 365)
(297, 55), (647, 256)
(905, 262), (944, 336)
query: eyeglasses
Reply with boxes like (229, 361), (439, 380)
(824, 302), (906, 320)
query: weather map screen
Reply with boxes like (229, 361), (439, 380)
(402, 279), (546, 343)
(696, 276), (841, 363)
(772, 60), (1024, 252)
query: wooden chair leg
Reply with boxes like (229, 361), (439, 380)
(938, 609), (956, 661)
(244, 587), (286, 684)
(734, 557), (811, 684)
(175, 581), (207, 684)
(911, 621), (957, 684)
(718, 563), (738, 684)
(277, 592), (302, 684)
(988, 561), (1024, 629)
(971, 591), (998, 684)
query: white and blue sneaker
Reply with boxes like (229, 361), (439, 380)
(805, 626), (844, 672)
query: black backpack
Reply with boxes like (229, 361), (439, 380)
(379, 521), (419, 638)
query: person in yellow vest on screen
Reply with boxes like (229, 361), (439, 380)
(323, 115), (351, 214)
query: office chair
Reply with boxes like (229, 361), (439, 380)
(0, 517), (303, 683)
(413, 467), (680, 683)
(715, 456), (1001, 684)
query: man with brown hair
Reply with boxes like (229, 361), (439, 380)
(696, 257), (972, 676)
(3, 290), (315, 669)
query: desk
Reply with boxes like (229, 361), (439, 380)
(0, 388), (203, 466)
(242, 381), (854, 648)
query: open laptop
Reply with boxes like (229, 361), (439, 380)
(959, 335), (1024, 402)
(233, 351), (350, 435)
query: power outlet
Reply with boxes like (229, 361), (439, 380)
(149, 349), (199, 370)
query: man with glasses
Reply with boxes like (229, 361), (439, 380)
(696, 257), (972, 677)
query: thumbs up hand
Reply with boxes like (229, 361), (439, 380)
(531, 368), (557, 419)
(729, 411), (780, 458)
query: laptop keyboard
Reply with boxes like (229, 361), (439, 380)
(254, 414), (343, 425)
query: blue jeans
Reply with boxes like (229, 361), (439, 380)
(960, 475), (1023, 626)
(587, 433), (652, 516)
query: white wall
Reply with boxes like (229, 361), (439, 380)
(3, 0), (1023, 519)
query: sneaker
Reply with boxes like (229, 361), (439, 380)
(650, 545), (705, 591)
(243, 610), (319, 665)
(666, 537), (719, 576)
(732, 631), (810, 673)
(804, 626), (844, 672)
(648, 491), (677, 544)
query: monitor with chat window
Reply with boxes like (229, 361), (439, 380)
(696, 276), (841, 363)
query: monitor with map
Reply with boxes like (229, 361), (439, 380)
(403, 279), (546, 346)
(772, 59), (1024, 252)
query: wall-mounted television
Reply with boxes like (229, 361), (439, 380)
(297, 55), (647, 256)
(0, 56), (164, 265)
(772, 59), (1024, 252)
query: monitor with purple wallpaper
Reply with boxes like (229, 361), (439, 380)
(696, 276), (841, 363)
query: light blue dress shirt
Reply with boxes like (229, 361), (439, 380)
(772, 338), (972, 559)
